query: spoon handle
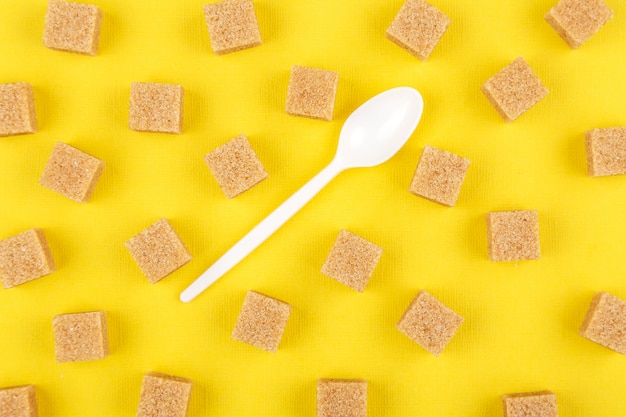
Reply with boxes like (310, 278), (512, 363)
(180, 159), (344, 302)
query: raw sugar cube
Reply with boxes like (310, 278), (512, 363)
(317, 379), (367, 417)
(0, 82), (37, 137)
(386, 0), (450, 61)
(52, 310), (109, 362)
(129, 82), (184, 134)
(487, 210), (541, 262)
(0, 228), (55, 289)
(125, 219), (192, 284)
(321, 230), (383, 292)
(39, 142), (105, 203)
(502, 391), (558, 417)
(203, 0), (262, 55)
(481, 57), (549, 122)
(545, 0), (613, 49)
(137, 372), (193, 417)
(204, 134), (268, 198)
(409, 145), (470, 206)
(285, 65), (339, 121)
(43, 0), (103, 56)
(397, 290), (463, 356)
(585, 127), (626, 177)
(232, 290), (292, 353)
(0, 385), (38, 417)
(580, 291), (626, 354)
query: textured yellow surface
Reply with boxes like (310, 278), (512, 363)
(1, 0), (626, 416)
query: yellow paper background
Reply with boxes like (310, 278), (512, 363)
(1, 0), (626, 415)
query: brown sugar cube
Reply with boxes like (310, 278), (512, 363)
(502, 391), (558, 417)
(321, 230), (382, 292)
(579, 291), (626, 354)
(43, 0), (103, 56)
(481, 57), (549, 122)
(409, 145), (470, 207)
(232, 290), (292, 353)
(487, 210), (541, 262)
(202, 0), (262, 55)
(397, 290), (463, 356)
(129, 82), (184, 134)
(204, 134), (268, 199)
(545, 0), (613, 49)
(52, 310), (109, 362)
(386, 0), (450, 61)
(0, 229), (55, 289)
(137, 372), (193, 417)
(0, 83), (37, 137)
(0, 385), (38, 417)
(585, 127), (626, 177)
(39, 142), (105, 203)
(285, 65), (339, 121)
(125, 218), (192, 284)
(317, 379), (367, 417)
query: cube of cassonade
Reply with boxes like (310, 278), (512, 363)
(321, 230), (383, 292)
(317, 379), (367, 417)
(285, 66), (339, 121)
(43, 0), (103, 56)
(487, 210), (541, 262)
(481, 57), (549, 122)
(409, 145), (470, 206)
(0, 385), (38, 417)
(232, 290), (292, 353)
(0, 229), (55, 289)
(52, 310), (109, 362)
(129, 82), (184, 134)
(386, 0), (450, 61)
(0, 83), (37, 137)
(125, 219), (192, 284)
(397, 290), (463, 356)
(580, 292), (626, 354)
(203, 0), (262, 55)
(502, 391), (558, 417)
(39, 142), (105, 203)
(585, 127), (626, 177)
(545, 0), (613, 49)
(137, 372), (193, 417)
(204, 134), (268, 198)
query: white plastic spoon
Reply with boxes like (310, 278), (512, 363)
(181, 86), (424, 302)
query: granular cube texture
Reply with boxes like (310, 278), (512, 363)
(232, 290), (292, 353)
(285, 65), (339, 121)
(137, 372), (193, 417)
(409, 145), (470, 206)
(487, 210), (541, 262)
(43, 0), (103, 56)
(125, 218), (192, 284)
(585, 127), (626, 177)
(39, 142), (105, 203)
(0, 385), (38, 417)
(317, 379), (367, 417)
(52, 310), (109, 362)
(204, 134), (268, 198)
(545, 0), (613, 49)
(386, 0), (450, 61)
(203, 0), (262, 55)
(579, 291), (626, 354)
(0, 82), (37, 137)
(321, 230), (383, 292)
(502, 391), (558, 417)
(129, 82), (184, 134)
(397, 290), (463, 356)
(481, 57), (549, 122)
(0, 229), (55, 289)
